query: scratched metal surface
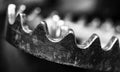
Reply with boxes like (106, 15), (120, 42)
(5, 13), (120, 72)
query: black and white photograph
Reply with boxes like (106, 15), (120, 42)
(0, 0), (120, 72)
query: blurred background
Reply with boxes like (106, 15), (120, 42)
(0, 0), (120, 35)
(0, 0), (120, 72)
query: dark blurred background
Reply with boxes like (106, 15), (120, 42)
(0, 0), (120, 72)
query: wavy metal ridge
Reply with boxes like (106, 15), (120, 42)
(5, 11), (120, 72)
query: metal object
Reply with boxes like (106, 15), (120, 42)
(5, 4), (120, 72)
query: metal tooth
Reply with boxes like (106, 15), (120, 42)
(78, 34), (103, 61)
(30, 21), (54, 44)
(101, 37), (120, 71)
(75, 34), (104, 70)
(8, 4), (16, 25)
(78, 34), (101, 49)
(103, 36), (119, 51)
(60, 29), (76, 43)
(32, 21), (48, 36)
